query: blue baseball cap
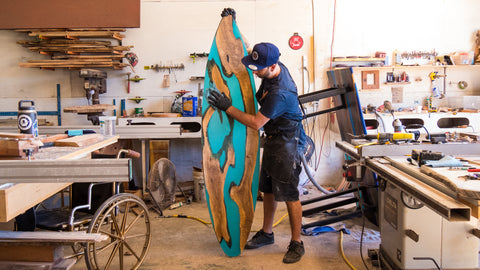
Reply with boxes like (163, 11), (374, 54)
(241, 42), (280, 71)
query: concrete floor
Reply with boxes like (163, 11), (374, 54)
(70, 185), (381, 270)
(0, 185), (381, 270)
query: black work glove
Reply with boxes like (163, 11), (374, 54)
(221, 8), (236, 21)
(208, 90), (232, 111)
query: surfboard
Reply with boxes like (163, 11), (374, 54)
(202, 13), (260, 257)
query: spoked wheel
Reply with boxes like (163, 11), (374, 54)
(85, 193), (151, 270)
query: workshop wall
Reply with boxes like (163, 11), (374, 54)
(1, 0), (480, 185)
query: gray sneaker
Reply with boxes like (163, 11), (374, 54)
(283, 240), (305, 263)
(244, 230), (274, 249)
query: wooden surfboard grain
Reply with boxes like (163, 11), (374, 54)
(202, 14), (260, 257)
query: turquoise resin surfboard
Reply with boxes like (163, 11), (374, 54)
(202, 13), (260, 257)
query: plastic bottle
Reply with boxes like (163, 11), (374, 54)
(392, 50), (398, 66)
(18, 100), (38, 137)
(426, 96), (432, 110)
(432, 79), (441, 98)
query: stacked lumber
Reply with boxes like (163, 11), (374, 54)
(17, 28), (132, 70)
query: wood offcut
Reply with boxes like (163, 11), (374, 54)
(63, 104), (117, 114)
(54, 134), (104, 147)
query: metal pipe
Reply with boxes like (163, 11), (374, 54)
(301, 154), (333, 194)
(0, 84), (62, 125)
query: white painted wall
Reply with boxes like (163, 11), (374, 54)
(1, 0), (480, 184)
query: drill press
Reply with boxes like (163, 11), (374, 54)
(78, 69), (108, 124)
(80, 69), (107, 105)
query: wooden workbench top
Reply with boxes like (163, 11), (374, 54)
(0, 135), (119, 222)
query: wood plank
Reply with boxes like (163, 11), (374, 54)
(51, 54), (124, 60)
(0, 183), (70, 222)
(0, 231), (107, 263)
(0, 231), (107, 243)
(28, 30), (126, 39)
(18, 40), (112, 46)
(54, 134), (104, 147)
(19, 62), (127, 69)
(63, 104), (116, 113)
(39, 134), (69, 144)
(0, 140), (40, 157)
(459, 132), (480, 141)
(0, 132), (33, 139)
(0, 245), (57, 262)
(26, 46), (132, 53)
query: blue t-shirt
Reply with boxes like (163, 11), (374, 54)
(256, 62), (303, 121)
(255, 62), (306, 150)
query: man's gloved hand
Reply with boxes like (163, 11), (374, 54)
(221, 8), (236, 21)
(208, 91), (232, 111)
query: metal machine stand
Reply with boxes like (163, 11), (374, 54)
(299, 68), (378, 228)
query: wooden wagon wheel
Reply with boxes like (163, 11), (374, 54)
(85, 193), (151, 270)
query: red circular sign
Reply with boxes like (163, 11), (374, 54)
(289, 33), (303, 50)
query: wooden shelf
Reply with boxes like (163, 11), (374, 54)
(384, 82), (411, 85)
(333, 57), (385, 62)
(352, 64), (480, 70)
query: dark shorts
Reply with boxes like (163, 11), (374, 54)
(259, 160), (302, 202)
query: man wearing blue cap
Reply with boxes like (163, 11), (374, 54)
(208, 42), (306, 264)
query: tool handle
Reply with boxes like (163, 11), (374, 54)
(124, 149), (141, 158)
(467, 169), (480, 172)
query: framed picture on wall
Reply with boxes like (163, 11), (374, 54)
(361, 70), (379, 90)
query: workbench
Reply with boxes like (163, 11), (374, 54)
(0, 135), (119, 222)
(0, 116), (202, 198)
(0, 135), (153, 270)
(336, 140), (480, 269)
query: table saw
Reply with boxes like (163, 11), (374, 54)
(336, 140), (480, 270)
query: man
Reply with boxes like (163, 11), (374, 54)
(208, 42), (306, 264)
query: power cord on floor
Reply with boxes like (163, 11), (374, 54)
(251, 213), (289, 232)
(159, 214), (211, 225)
(357, 184), (371, 270)
(340, 230), (357, 270)
(157, 210), (289, 232)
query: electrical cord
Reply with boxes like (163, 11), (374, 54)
(329, 0), (338, 69)
(160, 212), (290, 232)
(251, 213), (289, 232)
(357, 184), (370, 270)
(340, 230), (357, 270)
(159, 214), (211, 225)
(405, 124), (430, 140)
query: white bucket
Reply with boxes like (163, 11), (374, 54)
(99, 116), (116, 136)
(193, 168), (205, 202)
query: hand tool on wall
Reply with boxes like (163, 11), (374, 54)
(126, 72), (131, 93)
(126, 74), (145, 93)
(128, 75), (145, 82)
(121, 99), (126, 117)
(128, 96), (145, 104)
(189, 52), (208, 63)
